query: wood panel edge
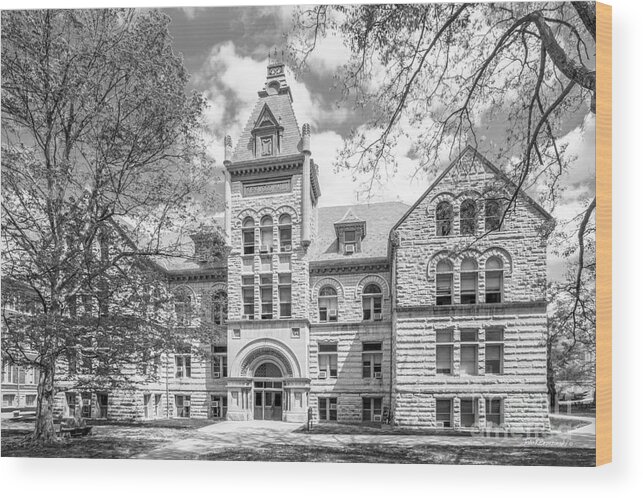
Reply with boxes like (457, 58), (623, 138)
(595, 1), (612, 467)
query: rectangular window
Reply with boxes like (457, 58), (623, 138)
(278, 273), (292, 285)
(81, 392), (92, 418)
(362, 342), (383, 378)
(66, 392), (76, 417)
(25, 367), (36, 385)
(436, 273), (453, 305)
(485, 271), (503, 303)
(243, 229), (255, 255)
(278, 254), (291, 272)
(260, 136), (273, 156)
(2, 394), (16, 408)
(436, 330), (453, 374)
(260, 285), (273, 319)
(210, 394), (228, 418)
(319, 397), (338, 421)
(362, 397), (383, 422)
(279, 226), (292, 252)
(436, 399), (452, 428)
(485, 398), (503, 427)
(25, 394), (37, 407)
(154, 394), (162, 417)
(211, 346), (228, 378)
(460, 329), (479, 376)
(318, 344), (338, 379)
(144, 393), (151, 418)
(362, 296), (382, 320)
(344, 230), (356, 243)
(175, 395), (191, 418)
(485, 328), (504, 374)
(460, 272), (478, 304)
(460, 345), (478, 375)
(175, 353), (192, 378)
(1, 362), (18, 384)
(460, 398), (477, 428)
(260, 223), (273, 252)
(97, 393), (108, 418)
(242, 257), (254, 273)
(279, 285), (291, 318)
(242, 285), (254, 319)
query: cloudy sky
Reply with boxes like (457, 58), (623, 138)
(159, 4), (596, 281)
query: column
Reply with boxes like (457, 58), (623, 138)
(223, 135), (233, 245)
(301, 124), (311, 247)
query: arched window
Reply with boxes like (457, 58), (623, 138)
(278, 214), (292, 252)
(260, 215), (273, 253)
(460, 258), (478, 304)
(254, 362), (282, 378)
(210, 290), (228, 325)
(485, 200), (502, 231)
(242, 217), (255, 255)
(435, 260), (453, 306)
(460, 200), (477, 236)
(318, 286), (338, 322)
(485, 257), (504, 303)
(436, 201), (453, 236)
(362, 283), (383, 321)
(173, 288), (192, 326)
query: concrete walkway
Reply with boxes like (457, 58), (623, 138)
(136, 420), (595, 460)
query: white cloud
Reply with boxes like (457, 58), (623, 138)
(194, 41), (349, 164)
(181, 7), (201, 20)
(305, 31), (352, 76)
(313, 127), (431, 208)
(559, 112), (596, 189)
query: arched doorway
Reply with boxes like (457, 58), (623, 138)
(253, 362), (283, 421)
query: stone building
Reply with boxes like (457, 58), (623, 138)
(46, 61), (551, 433)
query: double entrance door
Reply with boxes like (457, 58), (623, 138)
(253, 380), (282, 421)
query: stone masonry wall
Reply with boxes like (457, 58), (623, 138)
(228, 169), (309, 322)
(392, 148), (551, 432)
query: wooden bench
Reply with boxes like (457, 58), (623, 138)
(60, 426), (92, 438)
(55, 418), (93, 438)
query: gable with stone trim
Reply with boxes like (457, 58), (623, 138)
(392, 145), (552, 309)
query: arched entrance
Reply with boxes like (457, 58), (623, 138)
(253, 362), (283, 421)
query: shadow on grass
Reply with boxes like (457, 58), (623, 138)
(89, 418), (218, 429)
(199, 443), (596, 466)
(1, 419), (219, 458)
(1, 431), (165, 459)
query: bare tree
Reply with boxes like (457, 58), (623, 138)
(290, 0), (596, 336)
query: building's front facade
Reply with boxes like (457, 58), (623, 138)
(42, 61), (552, 433)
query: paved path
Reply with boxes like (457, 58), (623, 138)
(136, 420), (595, 460)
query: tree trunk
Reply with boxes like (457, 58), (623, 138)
(546, 339), (557, 411)
(32, 361), (57, 442)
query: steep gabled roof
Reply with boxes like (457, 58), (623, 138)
(310, 202), (410, 262)
(391, 145), (553, 233)
(253, 103), (281, 129)
(232, 80), (302, 162)
(335, 208), (364, 224)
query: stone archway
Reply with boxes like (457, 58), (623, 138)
(252, 361), (284, 421)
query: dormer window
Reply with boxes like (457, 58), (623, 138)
(260, 136), (273, 156)
(251, 104), (282, 158)
(334, 209), (366, 256)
